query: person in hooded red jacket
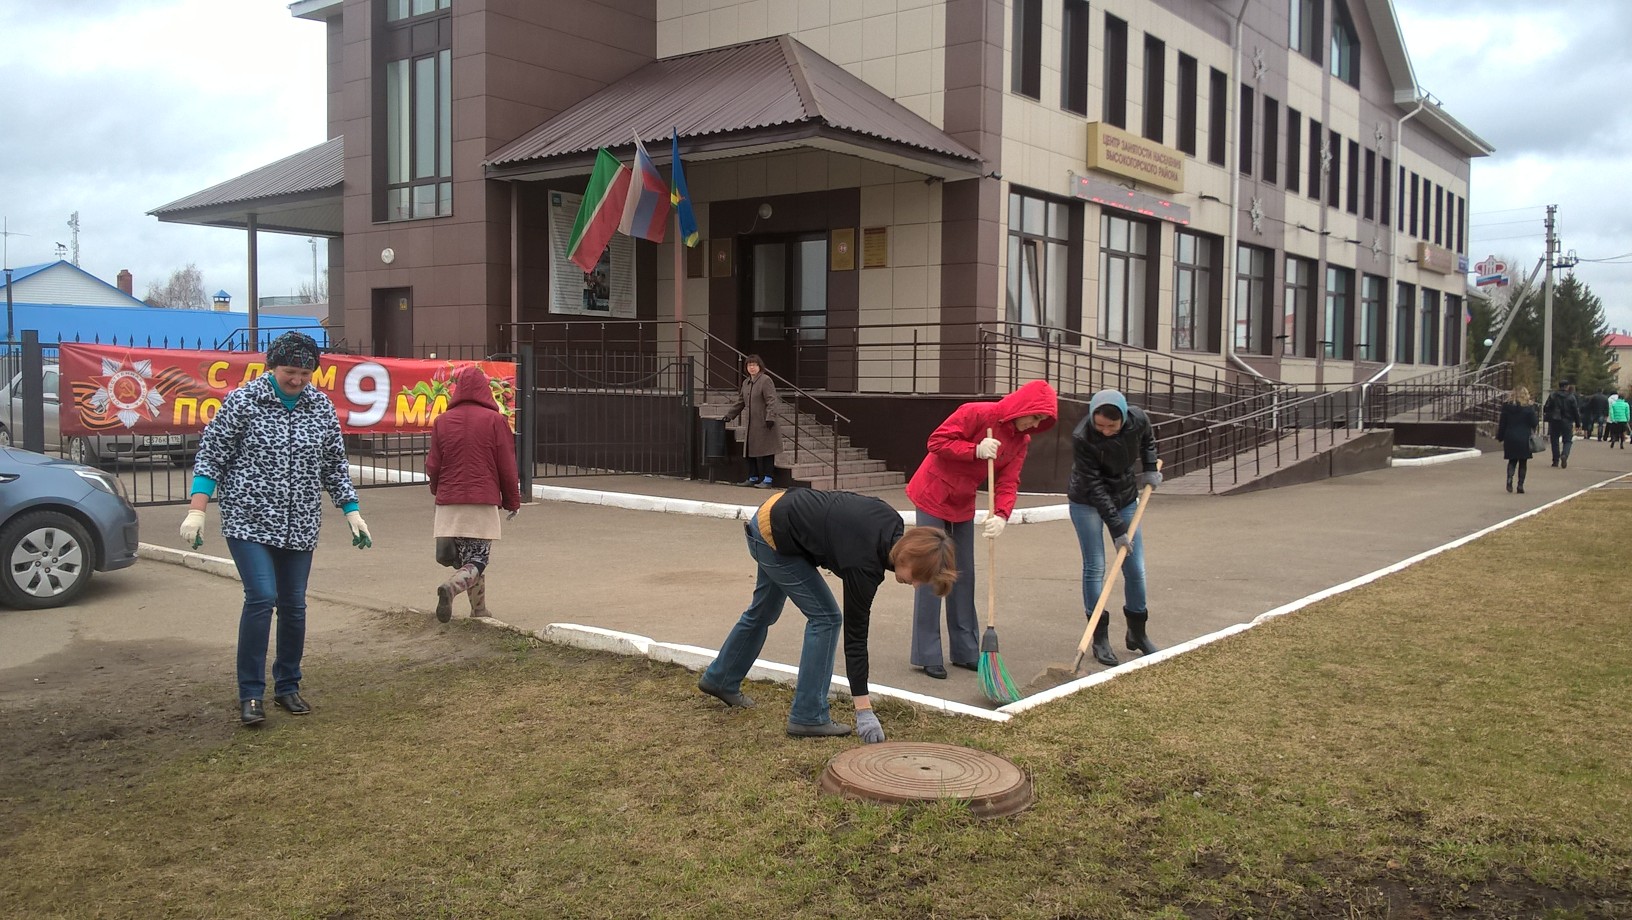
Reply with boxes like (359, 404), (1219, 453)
(904, 379), (1058, 679)
(426, 364), (522, 622)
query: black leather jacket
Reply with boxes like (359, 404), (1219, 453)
(1067, 405), (1158, 537)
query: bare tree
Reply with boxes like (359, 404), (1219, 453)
(145, 263), (208, 309)
(297, 269), (329, 304)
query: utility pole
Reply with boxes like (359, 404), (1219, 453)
(308, 237), (319, 302)
(1541, 205), (1557, 398)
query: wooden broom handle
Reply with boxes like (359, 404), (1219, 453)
(1072, 458), (1162, 665)
(985, 427), (998, 630)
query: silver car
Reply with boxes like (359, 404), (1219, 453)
(0, 446), (139, 609)
(0, 364), (199, 467)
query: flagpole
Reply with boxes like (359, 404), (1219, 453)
(674, 209), (686, 363)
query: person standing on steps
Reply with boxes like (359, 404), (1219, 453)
(722, 354), (783, 489)
(1543, 379), (1581, 468)
(697, 488), (958, 743)
(903, 380), (1058, 680)
(179, 331), (373, 727)
(1496, 385), (1539, 494)
(426, 364), (521, 623)
(1068, 388), (1161, 667)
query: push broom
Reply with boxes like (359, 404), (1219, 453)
(977, 428), (1022, 705)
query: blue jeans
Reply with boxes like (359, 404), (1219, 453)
(226, 538), (314, 702)
(1069, 500), (1147, 615)
(702, 523), (842, 726)
(1548, 419), (1574, 463)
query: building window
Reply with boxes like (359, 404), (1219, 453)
(1346, 139), (1360, 214)
(1012, 0), (1042, 100)
(1325, 266), (1354, 359)
(1444, 295), (1464, 365)
(1419, 288), (1440, 365)
(1307, 119), (1323, 200)
(1103, 14), (1128, 129)
(1359, 273), (1385, 362)
(1434, 184), (1445, 246)
(1061, 0), (1089, 114)
(1099, 213), (1155, 347)
(1380, 156), (1392, 226)
(1143, 35), (1166, 142)
(1283, 256), (1316, 357)
(1261, 96), (1279, 184)
(1327, 130), (1341, 207)
(379, 1), (454, 221)
(1235, 244), (1272, 355)
(1174, 230), (1219, 352)
(1330, 0), (1360, 86)
(1397, 165), (1407, 231)
(1395, 282), (1415, 363)
(1177, 53), (1198, 155)
(1408, 171), (1420, 237)
(1286, 107), (1301, 193)
(1007, 191), (1073, 339)
(1239, 85), (1255, 177)
(1290, 0), (1323, 64)
(1363, 148), (1377, 221)
(1207, 67), (1227, 166)
(1455, 195), (1466, 253)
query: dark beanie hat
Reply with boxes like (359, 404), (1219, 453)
(265, 331), (322, 370)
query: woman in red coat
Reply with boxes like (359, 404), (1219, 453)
(426, 364), (522, 622)
(904, 379), (1057, 678)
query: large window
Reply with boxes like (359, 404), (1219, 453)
(1174, 230), (1218, 352)
(1006, 192), (1073, 340)
(1099, 213), (1155, 347)
(1103, 14), (1129, 129)
(1330, 0), (1360, 86)
(1327, 130), (1342, 207)
(1307, 119), (1323, 200)
(1061, 0), (1089, 114)
(1395, 282), (1415, 363)
(1286, 107), (1301, 194)
(1444, 295), (1464, 365)
(1207, 67), (1228, 166)
(380, 0), (453, 221)
(1239, 85), (1255, 177)
(1359, 274), (1386, 362)
(1283, 256), (1316, 357)
(1012, 0), (1042, 100)
(1177, 53), (1198, 155)
(1324, 266), (1354, 359)
(1419, 288), (1440, 365)
(1380, 156), (1392, 226)
(1235, 244), (1272, 355)
(1261, 96), (1279, 184)
(1346, 139), (1360, 214)
(1143, 35), (1166, 142)
(1290, 0), (1323, 64)
(1363, 148), (1377, 221)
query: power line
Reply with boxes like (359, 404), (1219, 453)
(1469, 204), (1548, 216)
(1470, 218), (1547, 229)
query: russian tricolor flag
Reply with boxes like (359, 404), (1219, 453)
(619, 136), (670, 243)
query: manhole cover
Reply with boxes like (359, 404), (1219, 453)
(818, 742), (1032, 818)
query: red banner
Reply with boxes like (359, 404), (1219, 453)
(57, 343), (517, 436)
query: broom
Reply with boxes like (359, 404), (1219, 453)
(977, 427), (1022, 705)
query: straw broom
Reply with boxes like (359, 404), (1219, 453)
(977, 427), (1021, 705)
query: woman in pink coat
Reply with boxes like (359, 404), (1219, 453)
(426, 365), (521, 622)
(904, 379), (1057, 678)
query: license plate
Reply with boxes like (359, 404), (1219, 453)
(142, 435), (183, 447)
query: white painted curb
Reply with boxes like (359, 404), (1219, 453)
(1389, 447), (1481, 467)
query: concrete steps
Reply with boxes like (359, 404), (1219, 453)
(698, 392), (905, 491)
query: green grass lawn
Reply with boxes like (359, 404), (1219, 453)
(4, 492), (1630, 919)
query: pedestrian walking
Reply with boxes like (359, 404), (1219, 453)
(1608, 391), (1630, 449)
(722, 354), (783, 488)
(1543, 379), (1580, 468)
(426, 364), (521, 622)
(903, 380), (1057, 679)
(697, 488), (957, 743)
(1586, 389), (1610, 441)
(1496, 386), (1539, 494)
(179, 331), (372, 726)
(1068, 388), (1162, 666)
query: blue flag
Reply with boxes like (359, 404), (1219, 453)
(669, 129), (700, 248)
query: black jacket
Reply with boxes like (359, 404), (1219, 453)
(1543, 388), (1581, 425)
(768, 489), (904, 698)
(1587, 392), (1610, 418)
(1495, 401), (1538, 462)
(1067, 405), (1158, 537)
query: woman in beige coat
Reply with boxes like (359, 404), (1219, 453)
(723, 354), (783, 488)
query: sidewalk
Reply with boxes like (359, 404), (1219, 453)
(136, 441), (1632, 715)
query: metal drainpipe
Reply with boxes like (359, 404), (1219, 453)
(1388, 96), (1427, 366)
(1220, 0), (1268, 386)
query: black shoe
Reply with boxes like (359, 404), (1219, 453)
(240, 699), (265, 725)
(951, 661), (979, 672)
(919, 664), (948, 679)
(1551, 460), (1559, 467)
(274, 692), (311, 715)
(1506, 481), (1513, 493)
(1517, 485), (1525, 494)
(738, 478), (759, 486)
(1562, 457), (1568, 469)
(1124, 609), (1160, 655)
(697, 678), (755, 708)
(1090, 613), (1119, 666)
(787, 720), (852, 737)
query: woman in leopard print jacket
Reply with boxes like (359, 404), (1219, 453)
(180, 332), (372, 726)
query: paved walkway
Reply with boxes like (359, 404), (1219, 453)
(136, 441), (1632, 716)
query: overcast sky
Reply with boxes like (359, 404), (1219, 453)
(3, 1), (1628, 331)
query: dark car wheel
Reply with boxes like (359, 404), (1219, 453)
(1, 510), (96, 610)
(66, 437), (102, 468)
(0, 425), (10, 447)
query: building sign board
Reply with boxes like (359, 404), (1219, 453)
(1070, 173), (1191, 226)
(1416, 241), (1458, 275)
(1085, 122), (1185, 193)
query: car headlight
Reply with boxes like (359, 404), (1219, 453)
(75, 467), (129, 502)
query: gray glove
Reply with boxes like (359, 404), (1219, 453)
(855, 709), (885, 744)
(1139, 470), (1163, 491)
(1113, 533), (1133, 553)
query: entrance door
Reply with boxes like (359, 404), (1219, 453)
(371, 287), (414, 357)
(741, 234), (827, 390)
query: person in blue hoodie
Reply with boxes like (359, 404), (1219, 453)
(1067, 388), (1161, 667)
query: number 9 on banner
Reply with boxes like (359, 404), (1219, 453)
(345, 361), (390, 427)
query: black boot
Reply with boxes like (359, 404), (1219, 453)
(1125, 608), (1160, 655)
(1089, 611), (1119, 666)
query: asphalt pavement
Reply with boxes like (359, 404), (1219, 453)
(112, 436), (1632, 713)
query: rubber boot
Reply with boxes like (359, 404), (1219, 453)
(467, 574), (490, 618)
(1089, 611), (1119, 666)
(436, 564), (480, 623)
(1124, 608), (1160, 655)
